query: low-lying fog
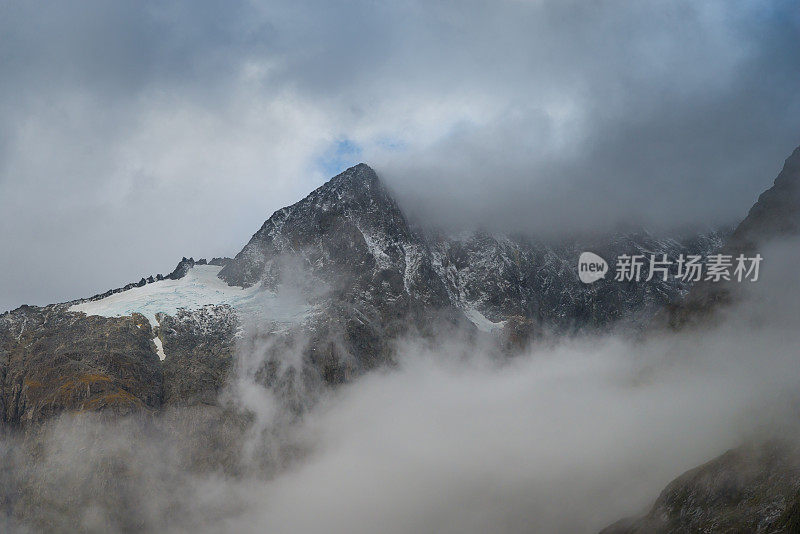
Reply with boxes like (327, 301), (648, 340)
(3, 239), (799, 533)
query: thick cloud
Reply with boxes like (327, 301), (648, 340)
(376, 1), (800, 235)
(1, 0), (799, 311)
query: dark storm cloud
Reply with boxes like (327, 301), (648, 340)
(375, 1), (800, 235)
(1, 0), (799, 311)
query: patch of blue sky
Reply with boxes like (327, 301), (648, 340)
(375, 136), (407, 152)
(316, 138), (363, 176)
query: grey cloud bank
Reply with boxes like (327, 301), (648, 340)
(1, 0), (799, 311)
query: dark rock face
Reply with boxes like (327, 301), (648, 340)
(730, 145), (800, 251)
(0, 304), (241, 429)
(158, 305), (238, 406)
(219, 163), (451, 313)
(602, 442), (800, 534)
(430, 230), (725, 332)
(0, 306), (162, 427)
(167, 257), (196, 280)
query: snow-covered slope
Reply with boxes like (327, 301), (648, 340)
(69, 265), (311, 327)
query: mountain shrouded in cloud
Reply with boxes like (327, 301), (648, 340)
(3, 145), (800, 532)
(4, 2), (800, 532)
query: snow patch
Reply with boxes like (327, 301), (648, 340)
(152, 336), (166, 361)
(69, 265), (311, 327)
(464, 307), (507, 332)
(402, 245), (423, 295)
(359, 226), (392, 269)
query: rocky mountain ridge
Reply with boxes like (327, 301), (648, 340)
(219, 162), (726, 334)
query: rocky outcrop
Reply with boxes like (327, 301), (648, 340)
(166, 257), (197, 280)
(0, 306), (162, 427)
(158, 305), (238, 406)
(602, 441), (800, 534)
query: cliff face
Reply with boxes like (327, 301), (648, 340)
(0, 306), (162, 427)
(730, 145), (800, 251)
(158, 305), (238, 407)
(602, 442), (800, 534)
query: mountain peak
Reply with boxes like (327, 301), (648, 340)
(345, 161), (376, 175)
(217, 160), (454, 311)
(325, 162), (381, 193)
(217, 162), (422, 291)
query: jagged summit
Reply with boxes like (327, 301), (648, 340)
(330, 162), (380, 186)
(290, 162), (387, 213)
(219, 163), (401, 287)
(217, 162), (450, 310)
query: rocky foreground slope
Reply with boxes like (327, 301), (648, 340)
(602, 441), (800, 533)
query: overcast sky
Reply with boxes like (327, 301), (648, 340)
(1, 0), (799, 312)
